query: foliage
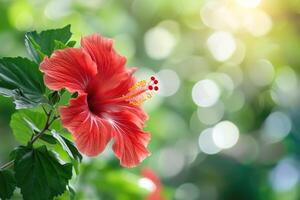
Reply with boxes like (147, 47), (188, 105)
(25, 25), (72, 63)
(0, 57), (45, 109)
(0, 170), (16, 200)
(14, 145), (72, 200)
(0, 25), (82, 200)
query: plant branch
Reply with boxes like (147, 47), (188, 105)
(29, 109), (53, 144)
(0, 160), (14, 170)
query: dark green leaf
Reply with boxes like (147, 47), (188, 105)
(66, 41), (76, 47)
(40, 134), (57, 144)
(48, 91), (61, 105)
(0, 57), (46, 109)
(0, 170), (16, 200)
(25, 25), (72, 63)
(14, 146), (72, 200)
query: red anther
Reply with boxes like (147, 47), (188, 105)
(154, 80), (158, 84)
(150, 76), (155, 81)
(148, 85), (153, 90)
(154, 86), (159, 91)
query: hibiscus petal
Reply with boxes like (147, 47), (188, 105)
(107, 111), (150, 167)
(59, 94), (112, 156)
(81, 34), (127, 77)
(103, 68), (137, 99)
(111, 103), (148, 128)
(40, 48), (97, 93)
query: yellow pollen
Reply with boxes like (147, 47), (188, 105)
(128, 80), (153, 106)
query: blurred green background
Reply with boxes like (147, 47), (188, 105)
(1, 0), (300, 199)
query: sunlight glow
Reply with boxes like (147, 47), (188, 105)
(212, 121), (239, 149)
(138, 178), (156, 192)
(236, 0), (261, 8)
(197, 102), (224, 125)
(243, 10), (272, 37)
(200, 1), (239, 31)
(156, 69), (181, 97)
(144, 27), (176, 60)
(198, 128), (221, 155)
(207, 31), (236, 62)
(248, 59), (275, 87)
(271, 67), (299, 106)
(192, 79), (220, 107)
(262, 112), (292, 144)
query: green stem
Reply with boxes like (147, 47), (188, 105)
(0, 106), (58, 170)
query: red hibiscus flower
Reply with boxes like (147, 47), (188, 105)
(142, 168), (166, 200)
(40, 34), (158, 167)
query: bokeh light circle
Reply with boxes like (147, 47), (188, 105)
(198, 128), (221, 155)
(192, 79), (220, 107)
(175, 183), (200, 200)
(144, 27), (176, 60)
(138, 178), (156, 192)
(197, 102), (224, 125)
(248, 59), (275, 87)
(156, 69), (181, 97)
(158, 148), (185, 178)
(243, 10), (272, 37)
(269, 158), (300, 192)
(262, 112), (292, 144)
(207, 31), (236, 62)
(212, 121), (240, 149)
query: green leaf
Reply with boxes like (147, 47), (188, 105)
(10, 109), (46, 145)
(51, 130), (82, 161)
(10, 109), (81, 172)
(10, 109), (62, 145)
(14, 145), (73, 200)
(54, 40), (68, 50)
(0, 170), (16, 200)
(59, 90), (72, 106)
(25, 25), (72, 63)
(51, 130), (82, 174)
(0, 57), (46, 109)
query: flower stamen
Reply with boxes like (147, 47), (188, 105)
(128, 76), (159, 106)
(101, 76), (159, 106)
